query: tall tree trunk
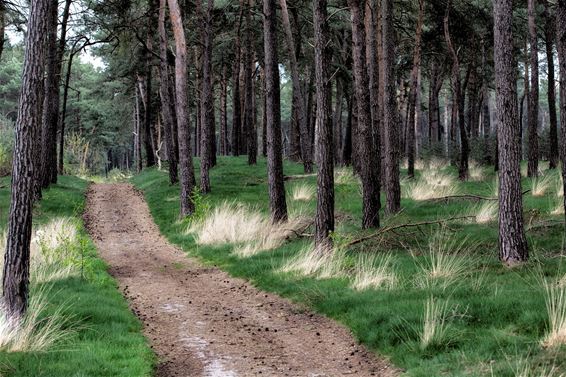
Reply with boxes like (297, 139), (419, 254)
(135, 85), (143, 172)
(200, 0), (215, 192)
(350, 0), (381, 228)
(243, 0), (256, 165)
(261, 64), (267, 157)
(231, 4), (244, 156)
(220, 62), (228, 156)
(280, 0), (313, 173)
(313, 0), (334, 246)
(40, 0), (58, 188)
(494, 0), (529, 265)
(144, 0), (157, 167)
(544, 2), (558, 169)
(406, 0), (424, 178)
(158, 0), (178, 184)
(527, 0), (539, 177)
(381, 0), (401, 213)
(333, 77), (344, 165)
(263, 0), (288, 223)
(428, 60), (442, 145)
(444, 2), (469, 180)
(168, 0), (196, 216)
(2, 0), (50, 319)
(557, 0), (566, 241)
(342, 94), (353, 165)
(0, 2), (6, 61)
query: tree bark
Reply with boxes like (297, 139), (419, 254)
(168, 0), (196, 216)
(557, 0), (566, 240)
(313, 0), (334, 246)
(527, 0), (539, 177)
(428, 60), (443, 145)
(200, 0), (215, 192)
(444, 2), (469, 180)
(381, 0), (401, 213)
(242, 0), (256, 165)
(406, 0), (424, 178)
(349, 0), (381, 228)
(494, 0), (529, 265)
(263, 0), (288, 223)
(280, 0), (313, 173)
(3, 0), (50, 319)
(231, 3), (244, 156)
(544, 2), (558, 169)
(220, 62), (228, 156)
(158, 0), (178, 184)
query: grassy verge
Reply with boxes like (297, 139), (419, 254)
(133, 157), (566, 376)
(0, 175), (153, 377)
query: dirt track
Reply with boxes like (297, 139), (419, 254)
(84, 183), (397, 377)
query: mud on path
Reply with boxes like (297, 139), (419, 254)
(84, 183), (397, 377)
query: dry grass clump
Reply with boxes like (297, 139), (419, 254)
(531, 174), (554, 197)
(541, 280), (566, 348)
(350, 253), (397, 291)
(470, 201), (498, 224)
(427, 157), (449, 171)
(422, 169), (455, 187)
(0, 287), (74, 352)
(279, 243), (345, 279)
(420, 296), (452, 349)
(556, 175), (564, 197)
(334, 167), (359, 186)
(416, 229), (475, 290)
(188, 202), (310, 257)
(290, 183), (315, 201)
(469, 160), (487, 181)
(404, 179), (459, 201)
(551, 201), (565, 216)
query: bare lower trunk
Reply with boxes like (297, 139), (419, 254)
(527, 0), (539, 177)
(557, 0), (566, 243)
(3, 0), (50, 319)
(200, 0), (215, 192)
(544, 2), (558, 169)
(168, 0), (196, 216)
(494, 0), (529, 264)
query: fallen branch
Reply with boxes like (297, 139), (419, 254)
(425, 190), (530, 203)
(346, 215), (475, 247)
(284, 173), (317, 181)
(526, 220), (564, 231)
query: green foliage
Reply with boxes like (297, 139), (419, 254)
(0, 119), (13, 177)
(133, 157), (566, 376)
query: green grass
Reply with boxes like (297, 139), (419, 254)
(0, 175), (154, 377)
(132, 157), (566, 376)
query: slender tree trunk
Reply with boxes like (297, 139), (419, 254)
(158, 0), (178, 184)
(333, 77), (344, 165)
(444, 2), (469, 180)
(242, 0), (256, 165)
(544, 2), (558, 169)
(557, 0), (566, 240)
(220, 62), (228, 156)
(231, 6), (244, 156)
(494, 0), (529, 265)
(350, 0), (381, 228)
(135, 85), (143, 172)
(261, 64), (267, 157)
(200, 0), (215, 192)
(168, 0), (196, 216)
(313, 0), (334, 246)
(2, 0), (50, 319)
(381, 0), (401, 213)
(263, 0), (288, 223)
(0, 2), (6, 61)
(527, 0), (539, 177)
(280, 0), (313, 173)
(406, 0), (424, 178)
(428, 61), (442, 145)
(342, 94), (353, 165)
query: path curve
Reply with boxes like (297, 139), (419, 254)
(84, 183), (397, 377)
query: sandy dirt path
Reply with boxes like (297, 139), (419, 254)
(84, 183), (397, 377)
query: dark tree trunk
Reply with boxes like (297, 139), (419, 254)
(263, 0), (288, 223)
(158, 0), (178, 185)
(333, 77), (344, 165)
(557, 0), (566, 240)
(40, 0), (59, 188)
(406, 0), (424, 178)
(168, 0), (196, 216)
(428, 60), (443, 144)
(350, 0), (381, 228)
(444, 2), (469, 180)
(242, 0), (256, 166)
(261, 65), (267, 157)
(220, 62), (228, 156)
(313, 0), (334, 246)
(144, 0), (157, 167)
(200, 0), (215, 192)
(2, 0), (50, 319)
(544, 2), (558, 169)
(0, 2), (5, 61)
(527, 0), (539, 177)
(381, 0), (400, 213)
(135, 85), (143, 172)
(342, 94), (353, 165)
(231, 7), (243, 156)
(494, 0), (529, 265)
(280, 0), (313, 173)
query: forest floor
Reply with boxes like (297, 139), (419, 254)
(84, 182), (397, 377)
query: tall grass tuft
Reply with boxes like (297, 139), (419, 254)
(279, 243), (344, 279)
(350, 253), (397, 291)
(531, 174), (554, 197)
(404, 178), (459, 201)
(470, 201), (498, 224)
(420, 296), (451, 349)
(541, 280), (566, 348)
(416, 229), (475, 290)
(289, 183), (315, 201)
(469, 160), (487, 181)
(188, 202), (310, 257)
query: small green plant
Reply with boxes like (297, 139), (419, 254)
(188, 187), (212, 224)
